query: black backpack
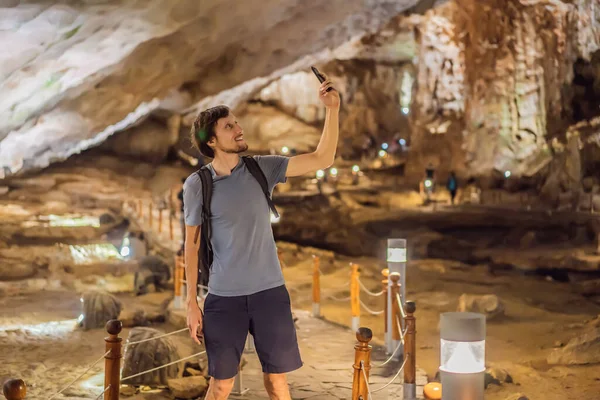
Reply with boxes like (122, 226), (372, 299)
(193, 155), (279, 289)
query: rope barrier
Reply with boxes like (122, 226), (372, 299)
(371, 341), (403, 368)
(371, 355), (409, 393)
(325, 293), (351, 302)
(358, 279), (384, 297)
(328, 279), (351, 290)
(94, 384), (111, 400)
(121, 350), (206, 383)
(125, 328), (188, 346)
(359, 361), (373, 400)
(396, 293), (406, 320)
(359, 298), (384, 315)
(48, 350), (111, 399)
(396, 318), (405, 345)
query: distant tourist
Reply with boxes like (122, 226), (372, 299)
(182, 74), (340, 398)
(447, 171), (458, 205)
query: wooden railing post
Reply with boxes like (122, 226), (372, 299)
(350, 263), (360, 332)
(390, 272), (402, 359)
(403, 301), (417, 400)
(138, 200), (143, 219)
(105, 320), (122, 400)
(148, 202), (153, 228)
(352, 327), (372, 400)
(312, 255), (321, 317)
(382, 268), (389, 341)
(174, 255), (184, 309)
(169, 211), (174, 241)
(158, 208), (163, 234)
(3, 379), (26, 399)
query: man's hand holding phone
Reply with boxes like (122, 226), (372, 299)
(311, 66), (340, 110)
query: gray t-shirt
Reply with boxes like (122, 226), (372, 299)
(183, 155), (289, 297)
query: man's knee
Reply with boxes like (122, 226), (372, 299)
(263, 373), (289, 394)
(207, 377), (235, 399)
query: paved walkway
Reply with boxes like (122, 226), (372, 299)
(125, 201), (427, 399)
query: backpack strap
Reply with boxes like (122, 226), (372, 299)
(242, 155), (280, 218)
(195, 166), (213, 244)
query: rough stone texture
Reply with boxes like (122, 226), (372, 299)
(547, 328), (600, 365)
(457, 294), (505, 320)
(405, 2), (466, 180)
(122, 327), (181, 386)
(0, 0), (423, 177)
(408, 0), (600, 183)
(167, 375), (208, 399)
(80, 290), (122, 330)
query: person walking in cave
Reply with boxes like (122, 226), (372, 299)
(447, 171), (458, 205)
(183, 75), (340, 400)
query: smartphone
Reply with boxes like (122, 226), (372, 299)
(311, 66), (333, 92)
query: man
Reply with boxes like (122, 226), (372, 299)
(183, 76), (340, 400)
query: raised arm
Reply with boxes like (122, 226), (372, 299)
(286, 76), (340, 177)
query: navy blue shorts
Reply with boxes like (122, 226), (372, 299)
(203, 284), (303, 379)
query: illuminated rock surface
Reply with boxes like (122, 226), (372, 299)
(0, 0), (423, 177)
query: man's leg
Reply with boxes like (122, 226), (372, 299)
(263, 373), (291, 400)
(204, 377), (236, 400)
(248, 285), (303, 400)
(202, 293), (250, 400)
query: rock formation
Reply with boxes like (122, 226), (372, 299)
(80, 290), (122, 330)
(0, 0), (424, 177)
(122, 327), (181, 386)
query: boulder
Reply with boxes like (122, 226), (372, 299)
(120, 309), (149, 328)
(122, 327), (181, 386)
(457, 294), (505, 320)
(0, 262), (36, 281)
(484, 366), (513, 388)
(503, 395), (529, 400)
(167, 376), (208, 399)
(573, 279), (600, 296)
(547, 328), (600, 365)
(80, 291), (122, 330)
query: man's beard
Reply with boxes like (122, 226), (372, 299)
(224, 142), (248, 154)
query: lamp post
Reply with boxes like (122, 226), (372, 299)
(439, 312), (486, 400)
(386, 238), (406, 354)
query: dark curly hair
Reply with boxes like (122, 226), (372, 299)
(190, 105), (230, 158)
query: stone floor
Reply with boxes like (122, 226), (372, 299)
(127, 201), (428, 400)
(229, 310), (426, 400)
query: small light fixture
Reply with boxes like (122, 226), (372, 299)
(382, 142), (389, 150)
(399, 138), (406, 146)
(329, 168), (338, 177)
(439, 312), (486, 400)
(424, 179), (433, 188)
(316, 169), (325, 179)
(504, 170), (511, 178)
(402, 107), (409, 115)
(378, 150), (387, 158)
(281, 146), (290, 155)
(352, 165), (360, 174)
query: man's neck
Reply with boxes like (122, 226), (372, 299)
(211, 153), (240, 176)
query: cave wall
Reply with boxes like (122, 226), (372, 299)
(0, 0), (424, 178)
(405, 2), (465, 181)
(407, 0), (600, 185)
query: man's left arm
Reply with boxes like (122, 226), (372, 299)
(286, 77), (340, 177)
